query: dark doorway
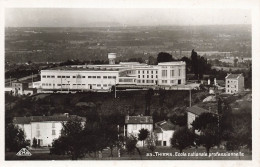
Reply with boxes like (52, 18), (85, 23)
(163, 141), (167, 146)
(178, 80), (181, 84)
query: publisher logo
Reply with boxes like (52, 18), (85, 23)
(16, 148), (32, 156)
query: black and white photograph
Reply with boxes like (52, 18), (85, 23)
(1, 0), (260, 165)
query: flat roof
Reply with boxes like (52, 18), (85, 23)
(43, 66), (121, 72)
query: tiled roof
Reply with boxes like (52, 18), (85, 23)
(13, 115), (86, 124)
(155, 120), (178, 131)
(125, 116), (153, 124)
(226, 73), (243, 79)
(187, 105), (209, 116)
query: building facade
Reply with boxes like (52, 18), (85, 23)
(13, 114), (86, 147)
(125, 115), (153, 147)
(37, 54), (186, 91)
(225, 73), (244, 94)
(154, 120), (178, 147)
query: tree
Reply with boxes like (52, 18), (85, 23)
(192, 112), (220, 155)
(125, 135), (142, 159)
(51, 117), (86, 160)
(191, 49), (198, 78)
(32, 137), (37, 148)
(138, 128), (149, 149)
(157, 52), (173, 63)
(5, 123), (29, 152)
(170, 113), (187, 127)
(170, 127), (195, 153)
(146, 133), (157, 153)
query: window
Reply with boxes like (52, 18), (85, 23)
(42, 75), (46, 78)
(57, 84), (61, 86)
(142, 80), (145, 83)
(113, 76), (116, 79)
(66, 76), (70, 78)
(108, 76), (112, 79)
(47, 76), (50, 78)
(37, 130), (40, 137)
(162, 70), (167, 77)
(82, 76), (85, 78)
(143, 75), (145, 78)
(179, 69), (181, 76)
(138, 75), (140, 78)
(97, 76), (101, 78)
(151, 71), (153, 74)
(73, 76), (76, 78)
(103, 76), (107, 79)
(156, 71), (158, 74)
(58, 76), (61, 78)
(93, 76), (97, 79)
(52, 123), (55, 128)
(51, 76), (55, 78)
(151, 75), (153, 78)
(52, 130), (56, 135)
(88, 76), (91, 78)
(143, 71), (144, 74)
(49, 83), (51, 86)
(97, 84), (101, 87)
(147, 71), (149, 74)
(170, 70), (174, 77)
(133, 125), (137, 130)
(103, 84), (107, 87)
(62, 76), (65, 78)
(147, 75), (149, 78)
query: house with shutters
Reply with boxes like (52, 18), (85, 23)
(154, 120), (180, 147)
(13, 114), (86, 147)
(125, 115), (153, 147)
(225, 73), (244, 94)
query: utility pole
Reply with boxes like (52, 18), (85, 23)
(117, 125), (120, 158)
(114, 78), (117, 98)
(189, 87), (192, 107)
(31, 72), (34, 87)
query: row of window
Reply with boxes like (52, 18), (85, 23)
(227, 84), (237, 88)
(37, 123), (56, 129)
(227, 80), (237, 84)
(138, 70), (158, 74)
(162, 69), (182, 77)
(137, 80), (156, 84)
(138, 75), (158, 79)
(43, 75), (116, 79)
(36, 130), (56, 137)
(132, 124), (150, 130)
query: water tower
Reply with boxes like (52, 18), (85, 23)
(108, 53), (116, 65)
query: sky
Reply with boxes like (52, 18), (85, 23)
(5, 8), (251, 27)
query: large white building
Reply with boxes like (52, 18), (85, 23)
(225, 73), (244, 94)
(35, 54), (186, 91)
(13, 114), (86, 147)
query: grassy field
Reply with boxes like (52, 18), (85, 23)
(6, 147), (251, 160)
